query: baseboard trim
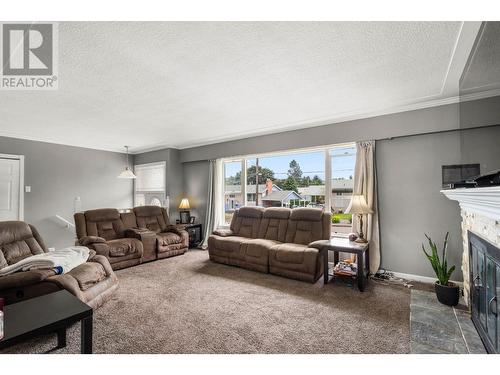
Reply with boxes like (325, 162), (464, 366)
(390, 271), (463, 288)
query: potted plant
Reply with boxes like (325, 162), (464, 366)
(422, 232), (460, 306)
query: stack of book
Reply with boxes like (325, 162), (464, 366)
(332, 261), (357, 277)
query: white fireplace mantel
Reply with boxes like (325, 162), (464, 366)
(441, 186), (500, 307)
(441, 186), (500, 221)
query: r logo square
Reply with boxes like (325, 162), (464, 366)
(1, 22), (58, 90)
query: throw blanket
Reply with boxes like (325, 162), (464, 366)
(0, 246), (90, 277)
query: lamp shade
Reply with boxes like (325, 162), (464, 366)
(179, 198), (191, 209)
(345, 194), (373, 215)
(118, 146), (137, 179)
(118, 167), (137, 179)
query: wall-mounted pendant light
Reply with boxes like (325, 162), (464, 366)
(118, 146), (137, 179)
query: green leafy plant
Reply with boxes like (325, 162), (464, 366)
(421, 232), (455, 285)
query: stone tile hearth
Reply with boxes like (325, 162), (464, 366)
(410, 289), (486, 354)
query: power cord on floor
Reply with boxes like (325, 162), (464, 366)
(371, 269), (414, 288)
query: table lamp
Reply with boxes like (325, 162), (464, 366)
(345, 194), (373, 243)
(179, 198), (191, 224)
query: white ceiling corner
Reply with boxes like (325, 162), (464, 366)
(0, 21), (482, 153)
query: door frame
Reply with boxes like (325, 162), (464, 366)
(0, 153), (25, 221)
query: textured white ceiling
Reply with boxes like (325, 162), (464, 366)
(0, 22), (476, 152)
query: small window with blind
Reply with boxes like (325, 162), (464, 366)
(134, 161), (166, 207)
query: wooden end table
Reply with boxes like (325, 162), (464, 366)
(310, 237), (370, 292)
(0, 290), (93, 354)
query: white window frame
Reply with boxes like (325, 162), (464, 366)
(221, 158), (245, 226)
(133, 161), (167, 208)
(219, 142), (355, 218)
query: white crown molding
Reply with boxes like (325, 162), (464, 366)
(129, 88), (500, 154)
(441, 186), (500, 221)
(0, 128), (127, 153)
(131, 95), (461, 153)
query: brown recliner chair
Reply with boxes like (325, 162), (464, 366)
(74, 208), (144, 270)
(0, 221), (118, 308)
(133, 206), (189, 260)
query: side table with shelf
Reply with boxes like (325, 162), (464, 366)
(310, 237), (370, 292)
(177, 223), (203, 248)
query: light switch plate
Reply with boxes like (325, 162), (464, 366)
(25, 186), (31, 193)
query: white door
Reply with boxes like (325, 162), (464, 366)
(0, 158), (21, 221)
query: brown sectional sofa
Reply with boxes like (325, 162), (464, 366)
(74, 206), (188, 270)
(208, 207), (331, 282)
(0, 221), (118, 307)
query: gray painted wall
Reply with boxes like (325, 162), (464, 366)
(182, 160), (210, 229)
(133, 148), (185, 222)
(378, 125), (500, 280)
(180, 100), (500, 280)
(0, 136), (133, 249)
(377, 132), (463, 279)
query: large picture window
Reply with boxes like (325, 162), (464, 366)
(134, 161), (167, 207)
(220, 144), (356, 236)
(330, 145), (356, 235)
(223, 160), (243, 225)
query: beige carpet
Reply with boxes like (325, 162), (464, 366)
(2, 250), (410, 354)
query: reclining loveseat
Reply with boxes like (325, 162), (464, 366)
(0, 221), (118, 307)
(74, 206), (188, 270)
(208, 207), (331, 282)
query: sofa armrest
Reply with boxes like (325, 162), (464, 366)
(164, 225), (184, 236)
(78, 235), (106, 246)
(125, 228), (157, 261)
(88, 254), (115, 277)
(125, 228), (156, 239)
(86, 242), (110, 258)
(212, 229), (234, 237)
(0, 269), (56, 290)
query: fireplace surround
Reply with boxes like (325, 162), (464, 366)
(442, 186), (500, 353)
(468, 231), (499, 353)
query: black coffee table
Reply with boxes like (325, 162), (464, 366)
(0, 290), (93, 354)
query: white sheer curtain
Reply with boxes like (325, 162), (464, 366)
(352, 141), (381, 274)
(200, 159), (223, 249)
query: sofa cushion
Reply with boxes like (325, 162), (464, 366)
(208, 235), (248, 254)
(0, 222), (46, 268)
(85, 208), (120, 222)
(106, 238), (142, 257)
(157, 232), (181, 246)
(285, 209), (326, 245)
(68, 262), (107, 291)
(0, 269), (56, 290)
(83, 209), (125, 241)
(269, 243), (321, 277)
(289, 208), (324, 221)
(272, 243), (309, 264)
(258, 208), (290, 242)
(241, 238), (279, 261)
(133, 206), (169, 233)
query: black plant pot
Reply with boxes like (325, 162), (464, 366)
(435, 282), (460, 306)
